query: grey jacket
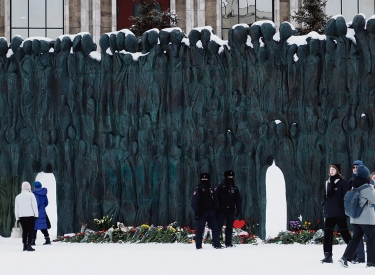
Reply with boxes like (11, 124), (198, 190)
(350, 184), (375, 225)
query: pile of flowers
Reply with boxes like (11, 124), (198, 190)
(54, 217), (260, 245)
(264, 219), (345, 245)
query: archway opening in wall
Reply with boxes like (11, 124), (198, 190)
(265, 161), (287, 239)
(35, 172), (57, 240)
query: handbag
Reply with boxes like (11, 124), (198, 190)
(46, 214), (51, 229)
(11, 221), (22, 238)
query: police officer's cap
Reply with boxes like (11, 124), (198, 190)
(200, 173), (210, 180)
(224, 170), (235, 178)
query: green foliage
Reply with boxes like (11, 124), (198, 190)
(291, 0), (331, 35)
(129, 0), (181, 38)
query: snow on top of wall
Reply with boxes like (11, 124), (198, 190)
(120, 29), (136, 36)
(287, 31), (326, 46)
(252, 20), (275, 27)
(58, 32), (91, 41)
(181, 37), (189, 46)
(89, 51), (101, 61)
(332, 14), (343, 20)
(193, 26), (214, 33)
(232, 23), (249, 29)
(281, 21), (296, 30)
(273, 32), (280, 42)
(246, 36), (253, 48)
(6, 49), (13, 58)
(161, 27), (183, 33)
(346, 28), (356, 44)
(146, 28), (159, 33)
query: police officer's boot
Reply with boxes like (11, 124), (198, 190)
(321, 252), (333, 263)
(43, 237), (51, 245)
(26, 244), (35, 252)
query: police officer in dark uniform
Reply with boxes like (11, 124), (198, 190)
(215, 170), (241, 247)
(191, 173), (223, 249)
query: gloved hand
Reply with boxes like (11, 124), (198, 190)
(34, 217), (38, 221)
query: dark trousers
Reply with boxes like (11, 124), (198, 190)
(19, 217), (35, 245)
(355, 236), (366, 261)
(33, 229), (49, 239)
(195, 210), (220, 248)
(323, 217), (351, 254)
(343, 224), (375, 264)
(217, 210), (235, 246)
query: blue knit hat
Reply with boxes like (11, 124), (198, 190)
(356, 165), (370, 180)
(352, 160), (364, 166)
(34, 181), (42, 188)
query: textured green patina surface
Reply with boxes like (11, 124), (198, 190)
(1, 16), (375, 238)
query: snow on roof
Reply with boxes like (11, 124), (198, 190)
(231, 23), (249, 29)
(252, 20), (275, 28)
(89, 51), (101, 61)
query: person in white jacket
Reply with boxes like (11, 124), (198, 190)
(15, 181), (38, 251)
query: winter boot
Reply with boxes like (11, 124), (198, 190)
(339, 256), (348, 268)
(30, 239), (36, 246)
(321, 252), (333, 263)
(26, 244), (35, 252)
(43, 237), (51, 245)
(23, 243), (27, 251)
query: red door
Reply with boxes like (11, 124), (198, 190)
(117, 0), (170, 30)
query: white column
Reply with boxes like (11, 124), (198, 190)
(64, 0), (69, 34)
(274, 0), (280, 31)
(170, 0), (176, 13)
(186, 0), (195, 34)
(290, 0), (299, 29)
(197, 0), (205, 27)
(81, 0), (90, 32)
(216, 0), (221, 38)
(4, 0), (10, 41)
(112, 0), (117, 31)
(92, 0), (101, 49)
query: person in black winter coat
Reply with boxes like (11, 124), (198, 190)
(321, 164), (352, 263)
(214, 170), (241, 248)
(191, 173), (223, 249)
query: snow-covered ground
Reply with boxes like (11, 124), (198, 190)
(0, 237), (372, 274)
(4, 163), (370, 273)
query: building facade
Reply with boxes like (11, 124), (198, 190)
(1, 0), (375, 46)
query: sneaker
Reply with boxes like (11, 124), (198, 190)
(339, 257), (348, 268)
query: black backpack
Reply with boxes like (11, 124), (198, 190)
(344, 184), (370, 218)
